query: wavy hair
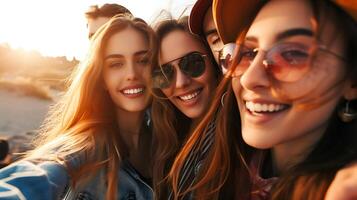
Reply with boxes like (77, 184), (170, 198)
(151, 16), (221, 199)
(26, 14), (158, 200)
(169, 0), (357, 199)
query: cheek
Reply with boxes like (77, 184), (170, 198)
(103, 73), (114, 88)
(102, 70), (122, 91)
(275, 59), (346, 100)
(161, 87), (173, 98)
(142, 68), (152, 84)
(201, 64), (218, 88)
(232, 78), (241, 101)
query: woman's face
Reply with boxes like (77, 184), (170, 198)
(232, 0), (350, 149)
(159, 30), (217, 119)
(102, 27), (152, 113)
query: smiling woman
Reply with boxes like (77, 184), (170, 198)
(150, 16), (221, 199)
(102, 27), (152, 113)
(169, 0), (357, 199)
(0, 14), (158, 200)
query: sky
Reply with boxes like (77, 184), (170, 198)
(0, 0), (196, 60)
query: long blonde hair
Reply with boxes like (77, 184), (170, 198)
(26, 14), (158, 200)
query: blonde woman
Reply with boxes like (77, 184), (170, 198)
(0, 14), (157, 200)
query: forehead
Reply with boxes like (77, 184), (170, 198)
(202, 6), (216, 34)
(105, 27), (148, 56)
(160, 30), (207, 63)
(246, 0), (314, 42)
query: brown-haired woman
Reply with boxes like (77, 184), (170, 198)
(169, 0), (357, 199)
(150, 16), (222, 199)
(0, 14), (157, 200)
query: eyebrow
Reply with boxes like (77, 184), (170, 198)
(134, 50), (149, 56)
(275, 28), (313, 41)
(244, 28), (313, 44)
(204, 29), (218, 37)
(104, 50), (149, 61)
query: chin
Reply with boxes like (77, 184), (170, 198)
(123, 106), (147, 113)
(242, 129), (274, 150)
(183, 108), (205, 119)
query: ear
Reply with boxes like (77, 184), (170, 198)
(343, 80), (357, 100)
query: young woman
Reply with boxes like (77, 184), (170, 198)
(0, 14), (157, 200)
(150, 16), (221, 199)
(170, 0), (357, 199)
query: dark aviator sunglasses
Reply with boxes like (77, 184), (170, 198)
(152, 51), (207, 89)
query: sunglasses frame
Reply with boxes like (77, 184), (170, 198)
(152, 51), (207, 89)
(216, 43), (237, 74)
(232, 41), (346, 82)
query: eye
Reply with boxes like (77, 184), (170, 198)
(137, 56), (150, 65)
(161, 64), (174, 76)
(240, 47), (258, 60)
(207, 34), (220, 46)
(108, 62), (124, 68)
(212, 38), (220, 45)
(281, 50), (309, 64)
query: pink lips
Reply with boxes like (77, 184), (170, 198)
(176, 88), (203, 107)
(120, 85), (146, 98)
(242, 99), (290, 124)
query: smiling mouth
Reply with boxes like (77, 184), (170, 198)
(245, 101), (290, 114)
(178, 88), (202, 101)
(121, 88), (145, 95)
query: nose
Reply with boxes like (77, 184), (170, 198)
(126, 61), (138, 81)
(175, 65), (191, 89)
(239, 52), (271, 91)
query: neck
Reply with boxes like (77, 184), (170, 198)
(271, 125), (327, 175)
(116, 108), (145, 150)
(190, 115), (204, 133)
(116, 107), (152, 178)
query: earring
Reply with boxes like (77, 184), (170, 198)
(338, 100), (357, 123)
(221, 92), (227, 107)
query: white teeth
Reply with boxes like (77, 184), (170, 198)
(179, 91), (200, 101)
(123, 88), (144, 94)
(245, 101), (286, 113)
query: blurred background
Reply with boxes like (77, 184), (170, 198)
(0, 0), (195, 166)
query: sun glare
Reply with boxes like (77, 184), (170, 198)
(0, 0), (194, 60)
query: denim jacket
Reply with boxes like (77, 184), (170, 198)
(0, 159), (153, 200)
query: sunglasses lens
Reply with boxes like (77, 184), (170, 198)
(235, 42), (312, 82)
(152, 64), (174, 88)
(234, 45), (257, 76)
(267, 42), (311, 82)
(180, 52), (205, 78)
(219, 43), (236, 73)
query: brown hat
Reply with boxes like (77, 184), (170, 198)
(189, 0), (213, 36)
(213, 0), (357, 44)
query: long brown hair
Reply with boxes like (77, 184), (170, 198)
(169, 0), (357, 199)
(26, 14), (158, 200)
(151, 16), (221, 199)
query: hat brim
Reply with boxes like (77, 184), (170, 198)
(189, 0), (213, 36)
(213, 0), (357, 44)
(213, 0), (265, 44)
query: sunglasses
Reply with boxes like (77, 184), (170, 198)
(232, 41), (345, 82)
(152, 51), (207, 89)
(217, 43), (236, 74)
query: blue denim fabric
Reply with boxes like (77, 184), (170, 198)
(0, 160), (153, 200)
(0, 161), (68, 200)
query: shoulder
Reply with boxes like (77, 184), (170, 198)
(0, 160), (69, 200)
